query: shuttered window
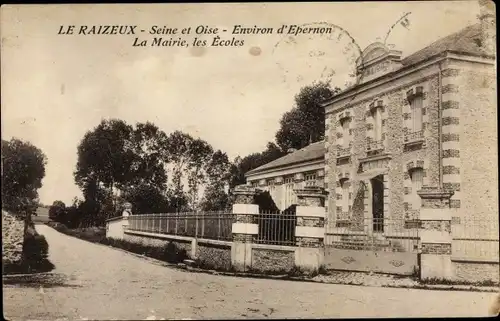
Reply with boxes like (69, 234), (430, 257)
(372, 108), (382, 141)
(410, 168), (424, 210)
(342, 118), (351, 148)
(411, 96), (423, 133)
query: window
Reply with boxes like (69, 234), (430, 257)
(371, 108), (382, 141)
(304, 172), (317, 187)
(410, 95), (423, 133)
(341, 179), (350, 214)
(410, 168), (424, 210)
(341, 118), (351, 148)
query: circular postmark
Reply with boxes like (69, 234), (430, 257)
(271, 22), (366, 105)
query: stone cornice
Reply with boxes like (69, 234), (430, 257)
(245, 158), (324, 181)
(417, 186), (454, 199)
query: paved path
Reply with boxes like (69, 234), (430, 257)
(3, 225), (498, 320)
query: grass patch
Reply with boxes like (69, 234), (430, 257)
(420, 277), (499, 287)
(100, 238), (188, 264)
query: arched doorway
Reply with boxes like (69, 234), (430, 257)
(370, 175), (384, 232)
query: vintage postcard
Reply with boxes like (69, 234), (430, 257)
(1, 1), (498, 320)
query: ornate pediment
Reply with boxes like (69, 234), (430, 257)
(356, 42), (403, 84)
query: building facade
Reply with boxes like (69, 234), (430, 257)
(322, 17), (496, 251)
(245, 12), (497, 279)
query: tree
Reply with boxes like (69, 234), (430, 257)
(275, 81), (341, 151)
(201, 150), (232, 211)
(1, 138), (47, 214)
(164, 131), (193, 208)
(229, 142), (286, 188)
(186, 138), (213, 211)
(74, 119), (136, 192)
(74, 119), (136, 220)
(129, 122), (168, 189)
(164, 131), (214, 211)
(48, 200), (66, 222)
(121, 183), (172, 214)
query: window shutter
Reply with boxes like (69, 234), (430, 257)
(411, 168), (424, 210)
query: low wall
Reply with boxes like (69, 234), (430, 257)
(107, 217), (126, 240)
(123, 230), (232, 270)
(324, 248), (419, 275)
(196, 239), (232, 271)
(452, 259), (500, 283)
(2, 211), (25, 265)
(123, 230), (193, 256)
(251, 244), (295, 273)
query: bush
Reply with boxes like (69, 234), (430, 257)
(3, 232), (55, 274)
(23, 233), (49, 265)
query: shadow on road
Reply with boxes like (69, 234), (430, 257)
(3, 272), (82, 289)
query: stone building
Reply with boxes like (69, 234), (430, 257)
(245, 141), (326, 211)
(245, 12), (497, 280)
(322, 14), (496, 242)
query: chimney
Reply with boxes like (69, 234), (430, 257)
(478, 0), (496, 55)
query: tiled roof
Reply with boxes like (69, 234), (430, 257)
(401, 23), (488, 66)
(246, 141), (325, 176)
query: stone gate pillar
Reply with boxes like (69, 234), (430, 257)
(294, 186), (326, 273)
(417, 186), (454, 280)
(231, 184), (259, 272)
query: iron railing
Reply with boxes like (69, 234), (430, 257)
(451, 216), (499, 262)
(255, 210), (297, 246)
(366, 140), (384, 152)
(127, 211), (235, 241)
(325, 217), (419, 253)
(404, 130), (424, 143)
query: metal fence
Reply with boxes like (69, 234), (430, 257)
(452, 216), (499, 262)
(255, 210), (297, 246)
(325, 217), (419, 252)
(127, 211), (235, 241)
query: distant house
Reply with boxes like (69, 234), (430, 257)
(245, 141), (325, 211)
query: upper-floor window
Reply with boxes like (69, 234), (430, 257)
(410, 168), (424, 210)
(371, 107), (383, 141)
(410, 95), (423, 133)
(340, 117), (351, 148)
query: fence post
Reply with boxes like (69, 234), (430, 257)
(231, 184), (259, 272)
(417, 186), (454, 281)
(293, 186), (326, 273)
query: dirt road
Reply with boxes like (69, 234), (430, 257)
(3, 225), (497, 320)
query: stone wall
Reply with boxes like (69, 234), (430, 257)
(251, 247), (295, 273)
(455, 63), (497, 223)
(123, 232), (193, 256)
(196, 242), (231, 271)
(2, 211), (25, 265)
(453, 261), (499, 283)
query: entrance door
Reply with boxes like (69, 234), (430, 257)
(371, 175), (384, 232)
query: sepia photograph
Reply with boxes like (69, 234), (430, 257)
(1, 1), (498, 319)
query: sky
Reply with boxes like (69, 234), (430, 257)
(1, 2), (482, 205)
